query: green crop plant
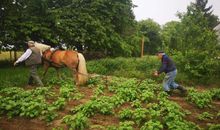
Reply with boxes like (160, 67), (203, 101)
(208, 124), (220, 130)
(159, 97), (200, 130)
(197, 112), (214, 120)
(187, 88), (213, 108)
(131, 100), (142, 108)
(62, 112), (89, 130)
(140, 120), (163, 130)
(51, 97), (66, 110)
(210, 88), (220, 100)
(140, 90), (155, 103)
(93, 84), (105, 98)
(132, 108), (149, 126)
(118, 108), (133, 120)
(118, 121), (135, 130)
(71, 102), (96, 117)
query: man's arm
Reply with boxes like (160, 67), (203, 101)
(158, 58), (168, 74)
(14, 49), (32, 65)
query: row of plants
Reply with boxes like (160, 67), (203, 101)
(0, 77), (82, 122)
(1, 73), (219, 129)
(0, 86), (57, 121)
(59, 77), (203, 130)
(186, 88), (220, 108)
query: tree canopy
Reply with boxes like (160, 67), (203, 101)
(0, 0), (138, 56)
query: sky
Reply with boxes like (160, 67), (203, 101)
(132, 0), (220, 25)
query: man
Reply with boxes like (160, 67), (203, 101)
(14, 41), (44, 86)
(154, 51), (186, 95)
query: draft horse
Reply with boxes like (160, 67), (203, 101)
(42, 49), (88, 85)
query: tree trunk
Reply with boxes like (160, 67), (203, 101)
(10, 51), (12, 61)
(14, 50), (17, 61)
(141, 36), (144, 57)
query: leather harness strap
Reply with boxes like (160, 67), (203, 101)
(42, 49), (63, 68)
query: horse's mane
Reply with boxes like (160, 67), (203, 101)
(34, 42), (51, 54)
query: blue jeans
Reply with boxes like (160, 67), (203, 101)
(163, 69), (179, 91)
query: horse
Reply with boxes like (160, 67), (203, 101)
(31, 41), (88, 85)
(42, 49), (88, 85)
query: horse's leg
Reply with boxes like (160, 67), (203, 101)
(43, 64), (49, 78)
(72, 68), (78, 86)
(56, 68), (61, 79)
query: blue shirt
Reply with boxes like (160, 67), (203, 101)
(158, 54), (176, 74)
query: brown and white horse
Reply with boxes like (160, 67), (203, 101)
(42, 49), (88, 85)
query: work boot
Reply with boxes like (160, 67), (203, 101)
(165, 91), (172, 96)
(177, 85), (187, 94)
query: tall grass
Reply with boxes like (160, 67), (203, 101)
(1, 55), (218, 87)
(0, 66), (73, 88)
(87, 56), (161, 80)
(0, 67), (29, 87)
(86, 56), (196, 85)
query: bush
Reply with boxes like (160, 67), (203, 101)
(172, 50), (220, 84)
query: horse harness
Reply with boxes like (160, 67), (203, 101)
(42, 49), (64, 68)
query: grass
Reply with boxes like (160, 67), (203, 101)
(0, 66), (72, 88)
(87, 56), (160, 78)
(0, 52), (219, 86)
(0, 67), (29, 87)
(0, 55), (162, 88)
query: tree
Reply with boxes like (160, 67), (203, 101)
(161, 21), (181, 51)
(177, 1), (218, 52)
(51, 0), (136, 56)
(191, 0), (219, 28)
(137, 19), (162, 54)
(0, 0), (138, 57)
(174, 0), (219, 81)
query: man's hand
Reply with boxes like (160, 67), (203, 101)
(13, 62), (17, 66)
(153, 71), (159, 77)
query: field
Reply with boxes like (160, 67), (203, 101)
(0, 51), (23, 61)
(0, 52), (220, 130)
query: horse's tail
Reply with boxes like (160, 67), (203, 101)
(77, 53), (88, 85)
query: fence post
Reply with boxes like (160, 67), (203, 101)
(141, 36), (144, 57)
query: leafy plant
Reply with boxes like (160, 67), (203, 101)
(132, 108), (149, 126)
(62, 113), (89, 130)
(118, 121), (135, 130)
(187, 88), (212, 108)
(119, 108), (133, 120)
(140, 120), (163, 130)
(197, 112), (214, 121)
(51, 97), (66, 110)
(210, 88), (220, 100)
(208, 124), (220, 130)
(131, 100), (142, 108)
(140, 90), (155, 102)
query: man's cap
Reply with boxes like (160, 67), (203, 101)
(158, 51), (164, 53)
(156, 51), (165, 55)
(27, 41), (35, 46)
